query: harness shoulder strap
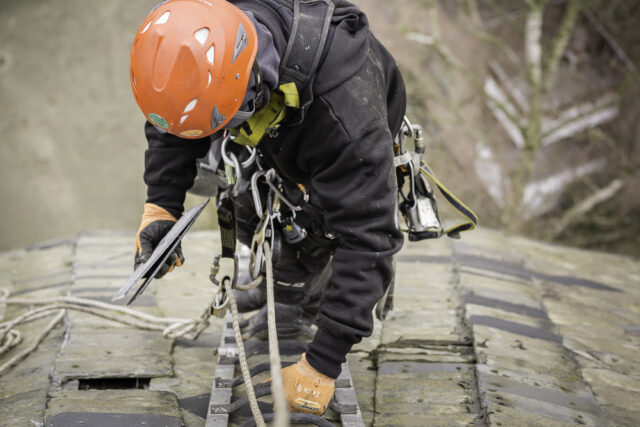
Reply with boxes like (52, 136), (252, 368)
(279, 0), (335, 93)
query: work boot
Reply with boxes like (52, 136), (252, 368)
(233, 284), (267, 313)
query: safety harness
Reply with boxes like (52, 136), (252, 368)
(210, 0), (478, 316)
(230, 3), (476, 241)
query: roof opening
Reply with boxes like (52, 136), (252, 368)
(78, 377), (150, 390)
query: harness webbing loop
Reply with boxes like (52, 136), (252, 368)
(419, 160), (478, 238)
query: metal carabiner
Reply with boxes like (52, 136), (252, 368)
(264, 169), (302, 213)
(220, 134), (234, 165)
(249, 215), (270, 279)
(251, 170), (267, 218)
(209, 254), (237, 318)
(402, 115), (414, 138)
(242, 146), (257, 168)
(227, 152), (242, 196)
(221, 134), (256, 168)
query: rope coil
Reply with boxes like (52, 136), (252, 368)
(0, 290), (216, 377)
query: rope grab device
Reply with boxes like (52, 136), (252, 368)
(394, 116), (478, 241)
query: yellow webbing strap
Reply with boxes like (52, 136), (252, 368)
(419, 159), (478, 239)
(231, 83), (300, 147)
(278, 82), (300, 108)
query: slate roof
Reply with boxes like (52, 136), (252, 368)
(1, 228), (639, 426)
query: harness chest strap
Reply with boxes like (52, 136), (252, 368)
(230, 82), (300, 147)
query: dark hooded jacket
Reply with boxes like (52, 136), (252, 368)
(143, 0), (406, 378)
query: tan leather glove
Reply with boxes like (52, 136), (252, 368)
(281, 353), (335, 415)
(135, 203), (184, 278)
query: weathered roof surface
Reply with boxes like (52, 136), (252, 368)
(1, 228), (639, 426)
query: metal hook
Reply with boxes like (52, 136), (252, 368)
(402, 116), (414, 138)
(220, 134), (234, 166)
(242, 146), (257, 168)
(251, 170), (267, 217)
(264, 169), (302, 212)
(221, 134), (257, 169)
(228, 152), (242, 196)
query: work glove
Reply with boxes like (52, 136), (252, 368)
(134, 203), (184, 278)
(281, 353), (335, 416)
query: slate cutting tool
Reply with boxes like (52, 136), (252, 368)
(113, 198), (210, 305)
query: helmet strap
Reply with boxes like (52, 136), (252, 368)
(252, 60), (265, 111)
(231, 60), (265, 123)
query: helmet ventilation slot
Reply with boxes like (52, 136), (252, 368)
(194, 28), (210, 45)
(155, 11), (171, 25)
(184, 99), (198, 113)
(206, 46), (215, 65)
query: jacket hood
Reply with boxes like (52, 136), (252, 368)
(232, 0), (370, 96)
(314, 0), (370, 95)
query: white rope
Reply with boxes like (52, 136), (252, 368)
(0, 329), (21, 354)
(264, 241), (289, 426)
(0, 309), (65, 376)
(235, 274), (264, 291)
(225, 278), (265, 426)
(1, 243), (290, 426)
(0, 289), (215, 377)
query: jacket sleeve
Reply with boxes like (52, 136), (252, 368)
(143, 122), (212, 217)
(299, 100), (404, 379)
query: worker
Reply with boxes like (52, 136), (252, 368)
(130, 0), (406, 416)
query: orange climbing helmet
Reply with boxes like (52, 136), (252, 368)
(130, 0), (258, 139)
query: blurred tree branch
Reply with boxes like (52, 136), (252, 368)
(503, 0), (587, 230)
(551, 178), (623, 238)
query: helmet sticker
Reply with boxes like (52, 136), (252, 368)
(181, 129), (204, 137)
(149, 113), (169, 129)
(232, 23), (248, 64)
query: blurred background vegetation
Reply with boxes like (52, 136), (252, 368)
(1, 0), (638, 256)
